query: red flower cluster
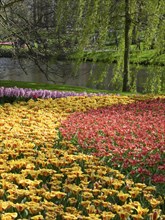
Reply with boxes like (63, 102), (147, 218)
(60, 98), (165, 184)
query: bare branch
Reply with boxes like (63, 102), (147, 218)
(0, 0), (24, 9)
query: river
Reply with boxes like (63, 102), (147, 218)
(0, 57), (164, 92)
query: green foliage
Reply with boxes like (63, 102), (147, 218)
(74, 0), (165, 93)
(1, 0), (164, 94)
(86, 63), (110, 90)
(144, 66), (165, 94)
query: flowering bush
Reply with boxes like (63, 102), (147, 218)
(0, 94), (165, 219)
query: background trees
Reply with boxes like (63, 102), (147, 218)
(73, 0), (164, 92)
(0, 0), (164, 92)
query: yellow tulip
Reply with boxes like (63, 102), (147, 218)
(30, 215), (44, 220)
(118, 210), (130, 220)
(1, 212), (18, 220)
(81, 200), (91, 207)
(131, 214), (144, 220)
(117, 191), (130, 202)
(86, 204), (96, 213)
(62, 213), (77, 220)
(82, 191), (94, 200)
(101, 211), (116, 220)
(149, 209), (161, 220)
(149, 198), (161, 208)
(136, 205), (149, 216)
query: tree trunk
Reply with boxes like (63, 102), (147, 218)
(33, 0), (37, 25)
(122, 0), (131, 92)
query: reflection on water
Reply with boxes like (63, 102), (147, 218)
(0, 57), (164, 92)
(0, 58), (50, 83)
(0, 58), (88, 84)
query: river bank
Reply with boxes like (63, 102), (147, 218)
(0, 46), (164, 66)
(0, 57), (164, 94)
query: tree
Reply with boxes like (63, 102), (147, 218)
(73, 0), (164, 92)
(0, 0), (78, 82)
(123, 0), (131, 92)
(1, 0), (164, 92)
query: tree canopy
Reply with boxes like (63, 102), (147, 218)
(0, 0), (165, 92)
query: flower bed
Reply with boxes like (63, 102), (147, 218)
(60, 98), (165, 186)
(0, 87), (104, 104)
(0, 94), (165, 219)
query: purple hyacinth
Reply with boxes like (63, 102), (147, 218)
(0, 87), (4, 97)
(0, 86), (106, 101)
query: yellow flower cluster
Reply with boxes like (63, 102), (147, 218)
(0, 95), (135, 148)
(0, 95), (164, 219)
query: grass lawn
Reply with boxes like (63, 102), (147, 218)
(0, 80), (134, 95)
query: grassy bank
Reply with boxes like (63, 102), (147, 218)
(0, 80), (134, 95)
(1, 44), (165, 66)
(71, 49), (165, 66)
